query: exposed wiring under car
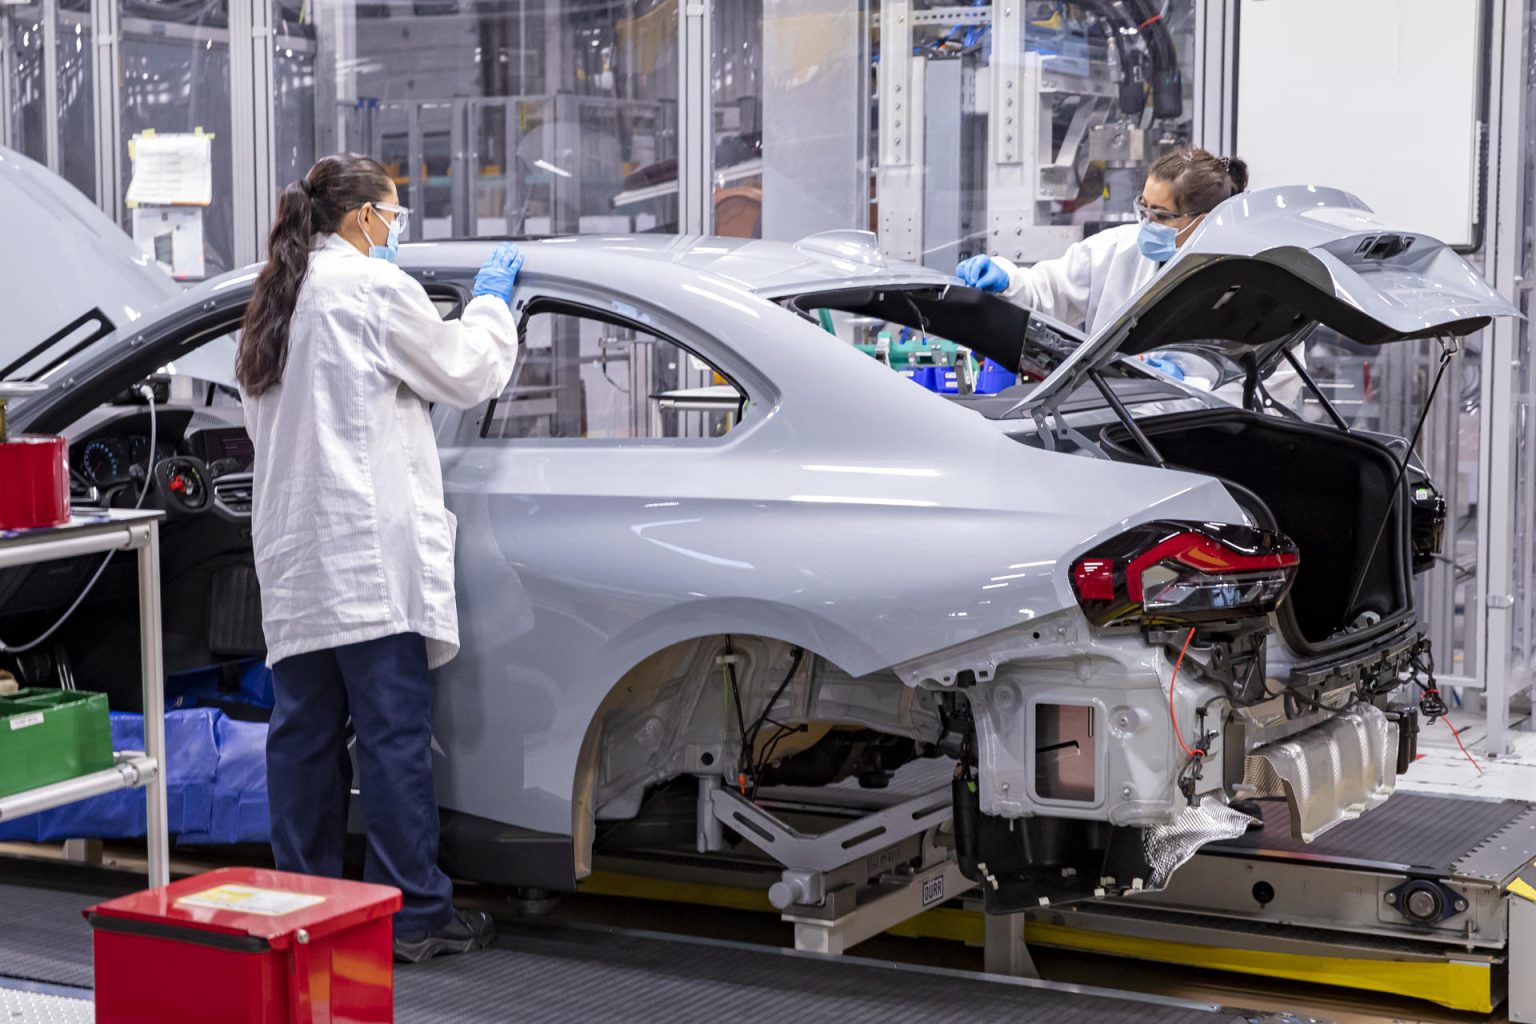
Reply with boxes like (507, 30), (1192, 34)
(1399, 639), (1483, 775)
(744, 646), (808, 798)
(1167, 627), (1218, 804)
(0, 384), (158, 658)
(723, 642), (809, 797)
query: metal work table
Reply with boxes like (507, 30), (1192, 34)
(0, 511), (168, 887)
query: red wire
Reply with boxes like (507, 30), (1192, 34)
(1168, 627), (1202, 757)
(1438, 714), (1484, 775)
(1139, 13), (1164, 28)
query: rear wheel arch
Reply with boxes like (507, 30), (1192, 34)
(568, 625), (898, 881)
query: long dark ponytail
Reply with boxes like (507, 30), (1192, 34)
(236, 154), (394, 397)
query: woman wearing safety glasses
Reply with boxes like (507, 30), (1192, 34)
(956, 148), (1266, 384)
(956, 147), (1244, 334)
(235, 154), (523, 963)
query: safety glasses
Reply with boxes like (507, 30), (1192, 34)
(1134, 196), (1198, 225)
(372, 201), (412, 234)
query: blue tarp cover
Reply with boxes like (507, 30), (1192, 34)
(0, 708), (270, 845)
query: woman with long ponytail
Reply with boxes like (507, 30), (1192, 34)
(238, 153), (523, 962)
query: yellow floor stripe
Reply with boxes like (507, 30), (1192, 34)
(1026, 921), (1492, 1014)
(579, 870), (1492, 1012)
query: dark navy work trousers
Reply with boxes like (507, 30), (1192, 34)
(267, 632), (454, 938)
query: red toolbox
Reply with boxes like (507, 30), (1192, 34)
(85, 866), (402, 1023)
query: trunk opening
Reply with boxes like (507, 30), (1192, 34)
(1099, 410), (1414, 658)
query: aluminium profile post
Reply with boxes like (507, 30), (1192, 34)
(677, 0), (712, 236)
(1475, 0), (1529, 757)
(89, 0), (122, 221)
(41, 0), (60, 172)
(228, 0), (279, 263)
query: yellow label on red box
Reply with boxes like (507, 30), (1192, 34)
(176, 884), (326, 917)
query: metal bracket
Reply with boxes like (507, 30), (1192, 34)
(911, 5), (993, 25)
(708, 783), (951, 873)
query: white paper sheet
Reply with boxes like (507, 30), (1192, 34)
(131, 206), (205, 279)
(176, 884), (327, 917)
(126, 133), (213, 207)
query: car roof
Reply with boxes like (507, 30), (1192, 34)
(398, 230), (953, 296)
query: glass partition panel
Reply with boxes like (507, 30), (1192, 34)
(324, 0), (677, 238)
(119, 0), (234, 279)
(3, 1), (48, 165)
(272, 0), (316, 195)
(58, 0), (93, 199)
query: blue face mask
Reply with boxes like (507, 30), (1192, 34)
(1137, 220), (1179, 263)
(367, 213), (402, 263)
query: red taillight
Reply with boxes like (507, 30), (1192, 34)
(1071, 559), (1117, 601)
(1070, 522), (1299, 628)
(1124, 532), (1299, 602)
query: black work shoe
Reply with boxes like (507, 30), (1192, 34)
(393, 909), (496, 964)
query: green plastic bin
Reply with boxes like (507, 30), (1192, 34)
(0, 688), (114, 799)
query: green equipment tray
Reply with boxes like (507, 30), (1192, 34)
(0, 688), (113, 800)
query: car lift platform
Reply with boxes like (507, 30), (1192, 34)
(1019, 792), (1536, 1019)
(0, 875), (1262, 1024)
(584, 768), (1536, 1020)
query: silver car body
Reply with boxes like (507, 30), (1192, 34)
(4, 159), (1518, 890)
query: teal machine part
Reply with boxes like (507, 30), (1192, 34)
(855, 331), (963, 368)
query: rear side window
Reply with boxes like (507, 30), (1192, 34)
(480, 304), (746, 442)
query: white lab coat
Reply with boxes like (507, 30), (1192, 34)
(243, 234), (519, 670)
(992, 223), (1155, 336)
(989, 223), (1304, 408)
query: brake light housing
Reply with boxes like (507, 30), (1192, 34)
(1070, 521), (1299, 629)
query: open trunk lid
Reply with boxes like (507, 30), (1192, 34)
(1023, 185), (1520, 410)
(0, 146), (179, 380)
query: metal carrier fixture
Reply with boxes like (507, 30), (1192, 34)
(1012, 793), (1536, 1019)
(696, 771), (975, 955)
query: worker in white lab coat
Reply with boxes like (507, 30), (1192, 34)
(957, 148), (1302, 407)
(236, 154), (521, 964)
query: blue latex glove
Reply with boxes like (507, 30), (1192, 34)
(472, 242), (524, 303)
(955, 255), (1010, 293)
(1143, 354), (1185, 380)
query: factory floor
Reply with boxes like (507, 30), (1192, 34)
(0, 703), (1528, 1024)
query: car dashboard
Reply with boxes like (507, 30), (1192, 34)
(66, 404), (254, 519)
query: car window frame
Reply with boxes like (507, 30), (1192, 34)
(466, 291), (759, 450)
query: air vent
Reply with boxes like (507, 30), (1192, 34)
(1355, 234), (1415, 260)
(212, 475), (253, 516)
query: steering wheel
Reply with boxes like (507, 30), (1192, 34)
(146, 456), (213, 516)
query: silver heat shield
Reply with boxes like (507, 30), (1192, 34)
(1241, 702), (1397, 843)
(1143, 795), (1256, 889)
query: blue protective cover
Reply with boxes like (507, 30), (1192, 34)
(178, 713), (270, 845)
(0, 707), (270, 845)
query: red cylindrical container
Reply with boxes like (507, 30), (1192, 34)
(0, 434), (69, 530)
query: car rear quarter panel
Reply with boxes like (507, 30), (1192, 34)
(429, 263), (1248, 838)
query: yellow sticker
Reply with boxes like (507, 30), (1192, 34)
(176, 884), (326, 917)
(1507, 878), (1536, 903)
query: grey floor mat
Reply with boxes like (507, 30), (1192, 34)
(0, 884), (96, 989)
(1209, 793), (1530, 873)
(0, 882), (1239, 1023)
